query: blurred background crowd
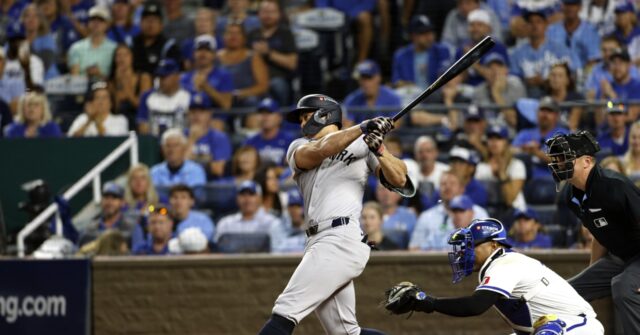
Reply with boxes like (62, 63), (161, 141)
(4, 0), (640, 257)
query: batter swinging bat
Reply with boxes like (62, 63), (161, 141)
(391, 36), (496, 122)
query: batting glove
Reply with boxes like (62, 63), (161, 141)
(364, 131), (385, 156)
(360, 117), (394, 136)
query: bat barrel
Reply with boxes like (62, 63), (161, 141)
(391, 36), (495, 122)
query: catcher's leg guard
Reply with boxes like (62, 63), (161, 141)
(533, 315), (566, 335)
(257, 314), (295, 335)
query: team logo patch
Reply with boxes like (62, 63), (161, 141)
(483, 276), (491, 285)
(594, 217), (608, 228)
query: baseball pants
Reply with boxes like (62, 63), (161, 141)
(569, 253), (640, 335)
(272, 223), (371, 335)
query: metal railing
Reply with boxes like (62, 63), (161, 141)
(16, 132), (139, 257)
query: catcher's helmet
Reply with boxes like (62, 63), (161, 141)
(447, 218), (511, 284)
(286, 94), (342, 137)
(545, 130), (600, 183)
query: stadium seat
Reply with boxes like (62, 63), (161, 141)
(195, 183), (239, 221)
(383, 229), (409, 249)
(544, 224), (569, 248)
(479, 179), (502, 207)
(524, 178), (557, 205)
(216, 233), (271, 253)
(528, 204), (557, 226)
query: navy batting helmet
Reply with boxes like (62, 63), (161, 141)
(286, 94), (342, 137)
(545, 130), (600, 183)
(447, 218), (511, 283)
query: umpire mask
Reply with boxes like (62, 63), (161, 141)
(545, 131), (600, 184)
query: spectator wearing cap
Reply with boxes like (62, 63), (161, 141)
(4, 91), (61, 138)
(587, 36), (640, 103)
(180, 34), (234, 111)
(79, 182), (137, 246)
(453, 8), (509, 86)
(513, 96), (569, 178)
(453, 105), (488, 158)
(597, 101), (630, 156)
(68, 81), (128, 137)
(375, 180), (417, 244)
(447, 146), (488, 207)
(315, 0), (381, 63)
(137, 59), (191, 136)
(109, 44), (152, 129)
(611, 2), (640, 46)
(132, 204), (175, 255)
(131, 2), (182, 76)
(106, 0), (140, 46)
(3, 22), (45, 94)
(392, 15), (451, 90)
(20, 4), (60, 80)
(181, 8), (218, 69)
(151, 128), (207, 188)
(546, 0), (601, 69)
(475, 125), (527, 211)
(506, 208), (552, 249)
(344, 59), (402, 124)
(214, 180), (280, 244)
(215, 0), (260, 45)
(472, 53), (525, 129)
(164, 0), (195, 46)
(169, 184), (216, 243)
(244, 97), (294, 167)
(412, 193), (485, 251)
(0, 0), (30, 44)
(597, 48), (640, 121)
(442, 0), (503, 49)
(545, 62), (585, 131)
(510, 10), (579, 98)
(217, 21), (270, 108)
(247, 0), (298, 105)
(360, 201), (400, 251)
(36, 0), (81, 64)
(270, 188), (306, 253)
(68, 6), (116, 79)
(185, 92), (232, 179)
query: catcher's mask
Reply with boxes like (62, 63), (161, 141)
(447, 218), (511, 284)
(286, 94), (343, 137)
(545, 131), (600, 184)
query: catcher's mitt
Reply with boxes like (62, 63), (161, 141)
(384, 281), (427, 315)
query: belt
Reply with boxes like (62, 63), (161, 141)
(305, 217), (350, 237)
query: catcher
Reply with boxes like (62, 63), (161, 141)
(384, 218), (604, 334)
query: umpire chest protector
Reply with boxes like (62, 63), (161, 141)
(566, 165), (640, 262)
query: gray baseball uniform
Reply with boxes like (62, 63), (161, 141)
(271, 136), (379, 335)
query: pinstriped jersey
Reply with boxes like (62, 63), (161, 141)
(286, 136), (379, 229)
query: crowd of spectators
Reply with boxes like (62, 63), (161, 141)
(6, 0), (640, 256)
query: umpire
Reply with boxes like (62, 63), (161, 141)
(546, 130), (640, 334)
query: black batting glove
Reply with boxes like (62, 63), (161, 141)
(364, 131), (385, 156)
(359, 117), (394, 136)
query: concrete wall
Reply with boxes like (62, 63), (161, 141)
(93, 251), (614, 335)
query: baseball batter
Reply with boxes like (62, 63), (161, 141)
(384, 219), (604, 335)
(257, 94), (414, 335)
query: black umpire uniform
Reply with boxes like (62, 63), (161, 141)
(547, 131), (640, 334)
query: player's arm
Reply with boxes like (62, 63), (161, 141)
(294, 118), (392, 170)
(375, 152), (407, 188)
(428, 290), (502, 316)
(294, 125), (365, 170)
(590, 238), (607, 265)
